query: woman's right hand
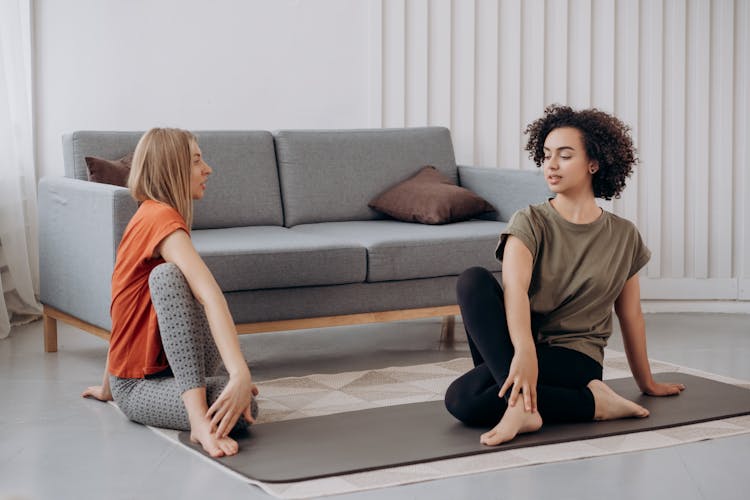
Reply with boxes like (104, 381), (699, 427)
(498, 347), (538, 412)
(207, 372), (256, 437)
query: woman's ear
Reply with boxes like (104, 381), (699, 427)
(589, 161), (599, 174)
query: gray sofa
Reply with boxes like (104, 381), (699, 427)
(38, 127), (549, 352)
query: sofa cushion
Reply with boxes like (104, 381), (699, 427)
(224, 274), (501, 323)
(63, 131), (142, 180)
(85, 152), (133, 186)
(369, 165), (495, 224)
(275, 127), (458, 227)
(192, 131), (282, 229)
(191, 226), (366, 291)
(63, 130), (284, 229)
(290, 220), (504, 282)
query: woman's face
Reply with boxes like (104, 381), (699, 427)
(189, 141), (212, 200)
(542, 127), (597, 196)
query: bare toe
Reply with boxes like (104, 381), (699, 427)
(219, 436), (239, 456)
(204, 440), (224, 458)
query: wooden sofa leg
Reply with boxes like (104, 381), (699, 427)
(44, 312), (58, 353)
(441, 315), (456, 346)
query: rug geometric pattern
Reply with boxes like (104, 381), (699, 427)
(253, 358), (464, 424)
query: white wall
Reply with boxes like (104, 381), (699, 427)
(34, 0), (371, 178)
(33, 0), (750, 304)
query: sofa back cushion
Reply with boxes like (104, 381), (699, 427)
(63, 130), (283, 228)
(274, 127), (457, 227)
(191, 131), (282, 228)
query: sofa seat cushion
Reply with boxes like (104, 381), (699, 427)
(191, 226), (366, 291)
(290, 220), (504, 283)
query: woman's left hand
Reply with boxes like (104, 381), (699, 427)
(644, 381), (686, 396)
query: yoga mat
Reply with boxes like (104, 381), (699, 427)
(178, 372), (750, 483)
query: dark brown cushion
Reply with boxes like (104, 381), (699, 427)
(369, 166), (495, 224)
(85, 152), (134, 186)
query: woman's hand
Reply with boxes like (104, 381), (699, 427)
(81, 384), (112, 402)
(207, 373), (256, 437)
(643, 381), (686, 397)
(499, 347), (538, 412)
(83, 354), (113, 402)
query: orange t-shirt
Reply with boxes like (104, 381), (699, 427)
(108, 200), (189, 378)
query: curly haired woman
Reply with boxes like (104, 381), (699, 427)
(444, 105), (685, 445)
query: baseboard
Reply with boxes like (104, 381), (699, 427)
(640, 278), (739, 300)
(640, 300), (750, 314)
(448, 300), (750, 319)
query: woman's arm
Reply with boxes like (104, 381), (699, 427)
(614, 274), (685, 396)
(500, 236), (538, 412)
(81, 351), (113, 401)
(158, 229), (255, 436)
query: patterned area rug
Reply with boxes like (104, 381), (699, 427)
(149, 350), (750, 498)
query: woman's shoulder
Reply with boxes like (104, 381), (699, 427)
(131, 200), (187, 232)
(602, 211), (647, 250)
(136, 200), (183, 219)
(510, 200), (550, 221)
(504, 201), (551, 236)
(510, 200), (556, 230)
(604, 210), (641, 233)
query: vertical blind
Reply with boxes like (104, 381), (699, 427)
(369, 0), (749, 300)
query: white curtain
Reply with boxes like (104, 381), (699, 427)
(0, 0), (41, 339)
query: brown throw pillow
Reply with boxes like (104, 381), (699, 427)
(369, 166), (495, 224)
(85, 152), (134, 187)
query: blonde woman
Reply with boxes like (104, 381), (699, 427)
(83, 128), (258, 457)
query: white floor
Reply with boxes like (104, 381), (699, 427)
(0, 313), (748, 500)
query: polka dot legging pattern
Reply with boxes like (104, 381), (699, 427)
(110, 262), (258, 431)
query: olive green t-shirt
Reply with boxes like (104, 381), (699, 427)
(496, 200), (650, 365)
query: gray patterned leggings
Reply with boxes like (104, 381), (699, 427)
(110, 263), (258, 431)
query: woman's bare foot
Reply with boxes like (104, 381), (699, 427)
(190, 419), (239, 458)
(181, 387), (240, 457)
(587, 379), (650, 420)
(480, 403), (543, 446)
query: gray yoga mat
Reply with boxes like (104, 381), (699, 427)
(178, 372), (750, 482)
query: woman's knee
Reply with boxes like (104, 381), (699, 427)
(444, 377), (481, 425)
(149, 263), (207, 337)
(149, 263), (190, 303)
(445, 373), (506, 427)
(456, 267), (498, 304)
(149, 263), (193, 314)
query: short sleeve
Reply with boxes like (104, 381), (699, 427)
(627, 226), (651, 278)
(495, 208), (538, 263)
(142, 203), (190, 262)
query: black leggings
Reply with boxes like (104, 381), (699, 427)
(444, 267), (602, 427)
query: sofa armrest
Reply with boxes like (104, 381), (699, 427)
(457, 165), (551, 222)
(38, 177), (137, 330)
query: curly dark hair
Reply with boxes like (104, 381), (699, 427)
(524, 104), (638, 200)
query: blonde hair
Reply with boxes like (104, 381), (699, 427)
(128, 128), (197, 228)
